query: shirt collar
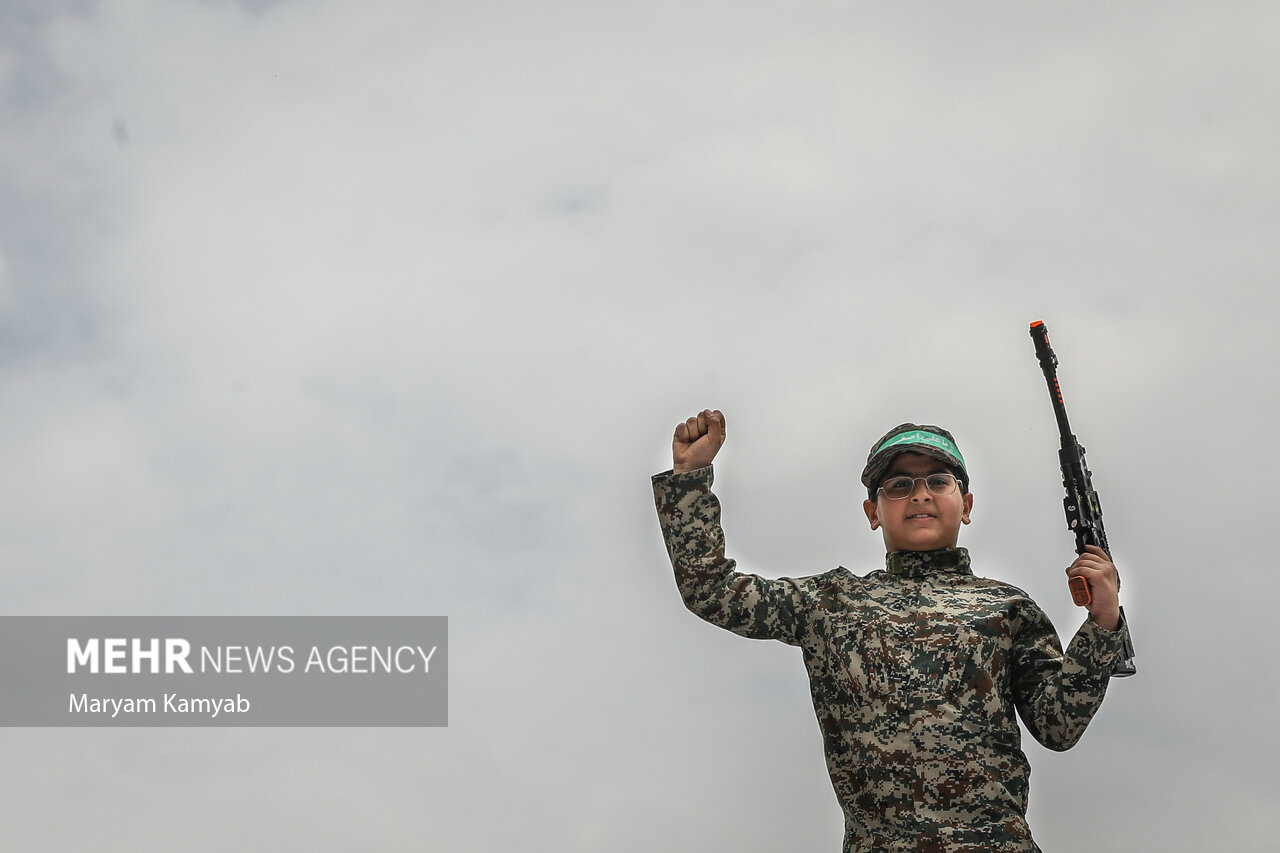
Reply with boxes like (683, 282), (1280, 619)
(885, 546), (972, 578)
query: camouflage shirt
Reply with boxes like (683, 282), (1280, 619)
(653, 466), (1128, 853)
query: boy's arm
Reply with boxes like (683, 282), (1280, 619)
(653, 465), (809, 646)
(655, 410), (809, 645)
(1010, 602), (1129, 751)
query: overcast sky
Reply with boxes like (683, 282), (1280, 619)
(2, 0), (1277, 850)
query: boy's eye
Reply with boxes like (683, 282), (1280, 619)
(925, 474), (954, 491)
(881, 476), (914, 497)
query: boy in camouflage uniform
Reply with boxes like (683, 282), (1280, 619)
(652, 410), (1130, 853)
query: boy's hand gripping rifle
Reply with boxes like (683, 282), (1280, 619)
(1030, 320), (1137, 678)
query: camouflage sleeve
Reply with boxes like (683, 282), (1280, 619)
(1010, 604), (1128, 751)
(652, 466), (810, 647)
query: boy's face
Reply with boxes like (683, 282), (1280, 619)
(862, 452), (973, 553)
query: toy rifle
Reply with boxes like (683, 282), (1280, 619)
(1030, 320), (1137, 678)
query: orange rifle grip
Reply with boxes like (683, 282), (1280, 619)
(1069, 575), (1092, 607)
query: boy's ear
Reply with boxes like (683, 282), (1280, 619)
(863, 498), (880, 530)
(961, 491), (973, 524)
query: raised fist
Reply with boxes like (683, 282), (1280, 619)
(672, 409), (726, 473)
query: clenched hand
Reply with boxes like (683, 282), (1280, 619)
(1067, 545), (1121, 631)
(673, 409), (726, 474)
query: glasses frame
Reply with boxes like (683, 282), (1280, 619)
(877, 472), (963, 501)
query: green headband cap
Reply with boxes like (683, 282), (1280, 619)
(874, 430), (966, 470)
(860, 423), (968, 490)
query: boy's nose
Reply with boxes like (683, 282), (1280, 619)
(909, 480), (932, 500)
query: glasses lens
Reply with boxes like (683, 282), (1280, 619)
(925, 473), (957, 495)
(881, 476), (914, 499)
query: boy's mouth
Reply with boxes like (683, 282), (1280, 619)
(907, 512), (936, 520)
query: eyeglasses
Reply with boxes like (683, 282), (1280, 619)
(877, 473), (962, 501)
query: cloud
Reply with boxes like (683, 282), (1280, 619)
(1, 1), (1276, 850)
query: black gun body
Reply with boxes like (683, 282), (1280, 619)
(1060, 442), (1109, 558)
(1030, 321), (1136, 677)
